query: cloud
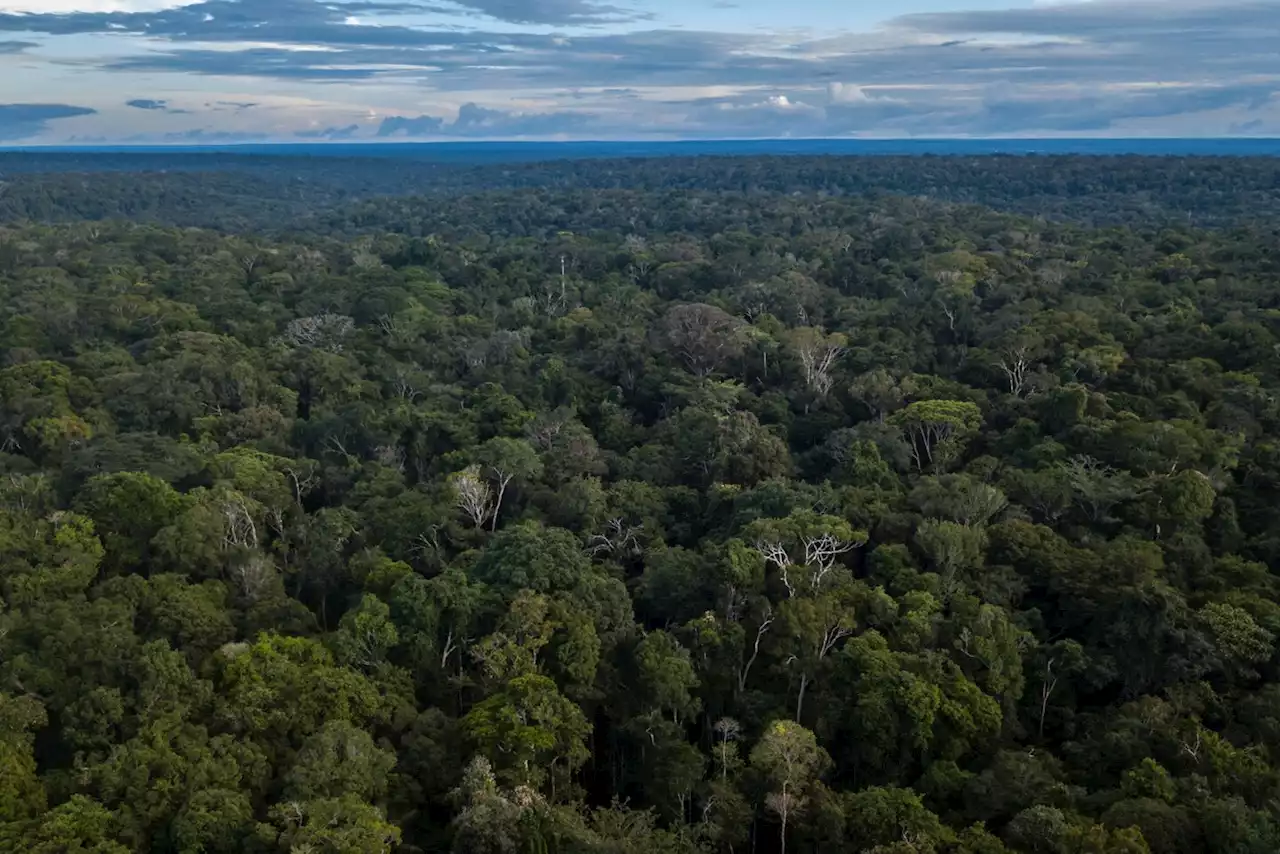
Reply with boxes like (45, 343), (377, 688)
(966, 82), (1279, 134)
(452, 100), (588, 134)
(127, 97), (191, 113)
(0, 103), (96, 140)
(160, 127), (269, 141)
(0, 38), (34, 52)
(377, 101), (589, 137)
(891, 0), (1277, 40)
(376, 114), (445, 136)
(296, 122), (360, 138)
(443, 0), (648, 25)
(0, 0), (202, 11)
(3, 0), (1280, 139)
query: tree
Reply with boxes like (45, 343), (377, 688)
(745, 510), (868, 598)
(0, 693), (46, 824)
(268, 794), (401, 854)
(634, 630), (701, 725)
(332, 594), (400, 672)
(474, 437), (543, 531)
(787, 327), (847, 401)
(849, 368), (909, 423)
(283, 720), (397, 802)
(751, 720), (830, 854)
(448, 756), (529, 854)
(73, 472), (185, 577)
(659, 303), (744, 377)
(915, 519), (986, 601)
(2, 795), (130, 854)
(891, 401), (982, 472)
(462, 673), (591, 792)
(843, 786), (949, 852)
(450, 465), (497, 530)
(212, 634), (385, 758)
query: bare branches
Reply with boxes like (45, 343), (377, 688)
(586, 518), (644, 558)
(220, 494), (259, 551)
(788, 328), (847, 399)
(660, 303), (744, 377)
(283, 312), (354, 352)
(449, 465), (496, 530)
(802, 532), (858, 593)
(754, 527), (864, 597)
(737, 606), (775, 694)
(754, 540), (796, 597)
(996, 343), (1034, 398)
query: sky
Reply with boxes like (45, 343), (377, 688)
(0, 0), (1278, 143)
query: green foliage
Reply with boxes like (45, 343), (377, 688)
(5, 155), (1280, 854)
(462, 673), (591, 790)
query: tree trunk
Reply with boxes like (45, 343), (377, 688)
(491, 473), (511, 531)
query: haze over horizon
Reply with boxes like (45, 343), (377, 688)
(1, 0), (1277, 144)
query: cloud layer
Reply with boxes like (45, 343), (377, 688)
(0, 0), (1277, 141)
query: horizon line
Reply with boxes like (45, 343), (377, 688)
(4, 135), (1280, 150)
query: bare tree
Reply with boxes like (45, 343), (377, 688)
(586, 518), (644, 558)
(229, 553), (276, 603)
(659, 303), (744, 377)
(449, 465), (496, 529)
(802, 532), (858, 593)
(996, 343), (1034, 397)
(219, 494), (259, 550)
(283, 312), (354, 352)
(788, 328), (847, 400)
(753, 526), (863, 597)
(237, 250), (263, 284)
(737, 606), (774, 693)
(1038, 656), (1059, 739)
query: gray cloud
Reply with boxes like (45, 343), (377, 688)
(296, 123), (361, 138)
(0, 0), (642, 41)
(377, 101), (590, 137)
(0, 103), (96, 140)
(3, 0), (1280, 138)
(377, 114), (445, 136)
(891, 0), (1280, 40)
(966, 82), (1278, 134)
(69, 0), (1274, 96)
(0, 39), (35, 54)
(161, 128), (270, 142)
(127, 98), (191, 114)
(444, 0), (647, 25)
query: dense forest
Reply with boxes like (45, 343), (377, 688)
(4, 154), (1280, 854)
(5, 152), (1280, 231)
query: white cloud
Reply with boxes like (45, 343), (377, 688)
(828, 82), (870, 104)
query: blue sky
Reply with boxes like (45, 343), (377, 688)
(0, 0), (1277, 142)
